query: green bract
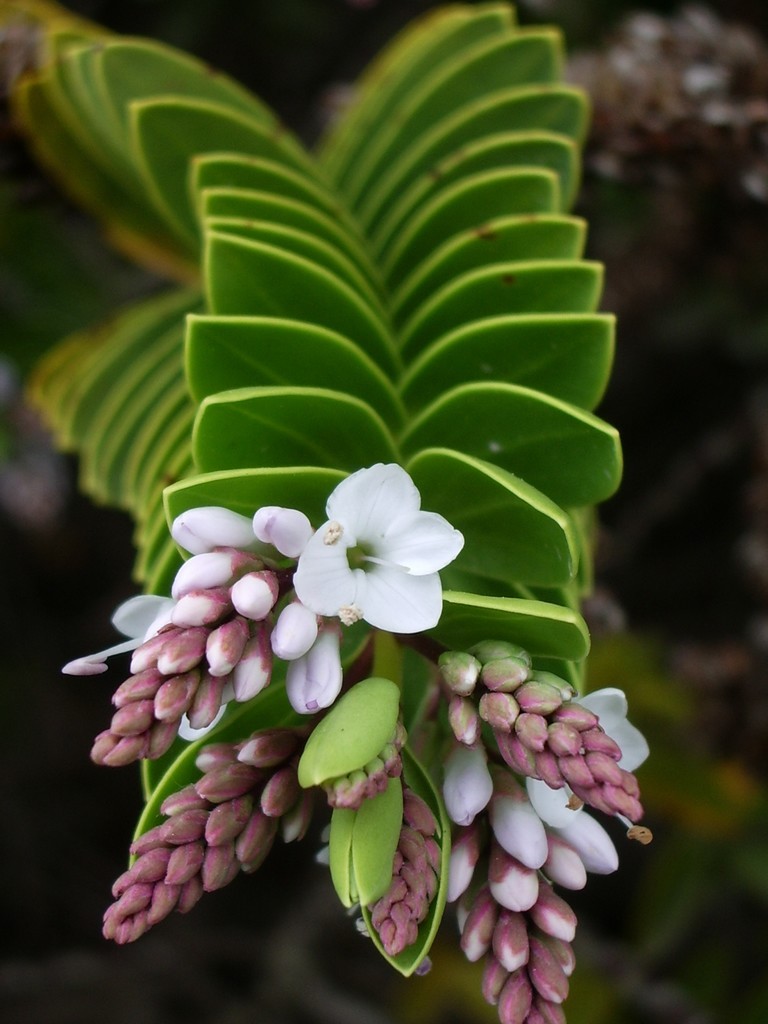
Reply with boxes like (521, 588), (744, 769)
(297, 677), (401, 789)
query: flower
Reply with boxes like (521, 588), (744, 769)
(526, 686), (649, 829)
(293, 463), (464, 633)
(62, 595), (174, 675)
(443, 744), (493, 826)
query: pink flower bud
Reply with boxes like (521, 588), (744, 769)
(529, 884), (577, 942)
(481, 656), (530, 692)
(543, 835), (587, 890)
(154, 671), (198, 721)
(498, 968), (533, 1024)
(492, 909), (530, 972)
(528, 934), (569, 1004)
(237, 728), (300, 767)
(235, 811), (278, 869)
(155, 627), (208, 675)
(206, 616), (250, 677)
(514, 680), (564, 715)
(438, 650), (481, 695)
(460, 885), (498, 962)
(171, 588), (232, 629)
(232, 625), (272, 701)
(449, 694), (481, 745)
(481, 955), (509, 1005)
(172, 506), (256, 555)
(489, 844), (539, 912)
(205, 795), (254, 846)
(253, 505), (314, 557)
(186, 671), (226, 730)
(514, 713), (549, 752)
(195, 761), (262, 803)
(271, 601), (318, 660)
(479, 691), (520, 732)
(201, 842), (239, 891)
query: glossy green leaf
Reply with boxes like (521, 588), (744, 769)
(382, 168), (560, 290)
(393, 215), (585, 328)
(400, 312), (615, 413)
(360, 746), (451, 976)
(185, 315), (404, 428)
(400, 260), (603, 361)
(373, 131), (579, 258)
(431, 590), (590, 661)
(401, 383), (622, 508)
(130, 97), (313, 243)
(407, 448), (578, 586)
(193, 387), (399, 473)
(345, 29), (563, 217)
(356, 85), (588, 233)
(204, 231), (399, 377)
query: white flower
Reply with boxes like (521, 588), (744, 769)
(526, 686), (649, 828)
(62, 595), (174, 675)
(293, 463), (464, 633)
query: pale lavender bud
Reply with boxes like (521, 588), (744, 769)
(237, 728), (300, 767)
(449, 694), (481, 745)
(271, 601), (318, 661)
(186, 671), (226, 730)
(460, 885), (498, 961)
(514, 681), (564, 716)
(498, 968), (533, 1024)
(113, 669), (164, 707)
(201, 842), (239, 890)
(543, 835), (587, 890)
(62, 656), (109, 676)
(195, 761), (262, 802)
(443, 744), (493, 827)
(492, 909), (530, 972)
(514, 713), (549, 752)
(438, 650), (481, 696)
(154, 671), (198, 721)
(481, 656), (530, 692)
(479, 691), (520, 732)
(231, 571), (279, 620)
(488, 844), (539, 912)
(529, 884), (577, 943)
(232, 625), (272, 701)
(205, 795), (254, 846)
(253, 505), (314, 557)
(260, 766), (300, 817)
(155, 627), (208, 675)
(490, 789), (548, 870)
(447, 823), (482, 903)
(528, 934), (569, 1004)
(482, 955), (509, 1005)
(285, 626), (342, 714)
(554, 812), (619, 874)
(206, 616), (250, 677)
(171, 549), (255, 599)
(235, 810), (279, 869)
(171, 587), (232, 629)
(172, 506), (256, 555)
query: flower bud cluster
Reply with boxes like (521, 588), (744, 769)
(91, 550), (278, 766)
(459, 880), (576, 1024)
(369, 788), (442, 956)
(325, 720), (408, 809)
(102, 728), (309, 943)
(439, 644), (644, 824)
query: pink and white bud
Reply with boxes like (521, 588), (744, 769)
(285, 626), (342, 714)
(171, 506), (256, 555)
(479, 691), (520, 732)
(171, 587), (232, 628)
(205, 795), (254, 846)
(253, 505), (314, 558)
(481, 656), (530, 692)
(443, 744), (493, 827)
(206, 617), (250, 677)
(498, 968), (533, 1024)
(231, 571), (279, 621)
(154, 671), (198, 722)
(448, 694), (481, 745)
(186, 672), (226, 730)
(271, 601), (318, 660)
(281, 790), (313, 843)
(492, 908), (530, 972)
(447, 822), (482, 902)
(542, 835), (587, 890)
(237, 728), (300, 767)
(554, 811), (619, 875)
(482, 955), (509, 1005)
(171, 549), (253, 600)
(438, 650), (481, 696)
(488, 843), (539, 912)
(528, 934), (569, 1004)
(232, 625), (272, 701)
(460, 885), (498, 961)
(490, 781), (548, 870)
(529, 884), (577, 943)
(155, 627), (209, 676)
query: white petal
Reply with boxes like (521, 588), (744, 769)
(555, 812), (619, 874)
(171, 506), (256, 554)
(111, 595), (174, 639)
(253, 506), (313, 558)
(610, 718), (650, 771)
(579, 687), (628, 732)
(271, 602), (318, 661)
(61, 635), (147, 675)
(293, 527), (358, 616)
(490, 794), (548, 869)
(380, 510), (464, 575)
(356, 565), (444, 633)
(326, 464), (420, 539)
(526, 778), (583, 829)
(178, 705), (227, 741)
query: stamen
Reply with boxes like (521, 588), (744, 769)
(566, 794), (584, 811)
(627, 825), (653, 845)
(338, 604), (363, 626)
(324, 521), (344, 545)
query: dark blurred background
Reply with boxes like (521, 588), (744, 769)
(2, 1), (768, 1021)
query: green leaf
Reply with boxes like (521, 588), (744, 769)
(401, 383), (622, 508)
(204, 231), (399, 377)
(408, 448), (578, 586)
(298, 677), (401, 788)
(382, 168), (561, 290)
(192, 386), (399, 473)
(431, 590), (590, 661)
(400, 312), (614, 413)
(184, 315), (405, 428)
(400, 260), (604, 361)
(361, 745), (451, 977)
